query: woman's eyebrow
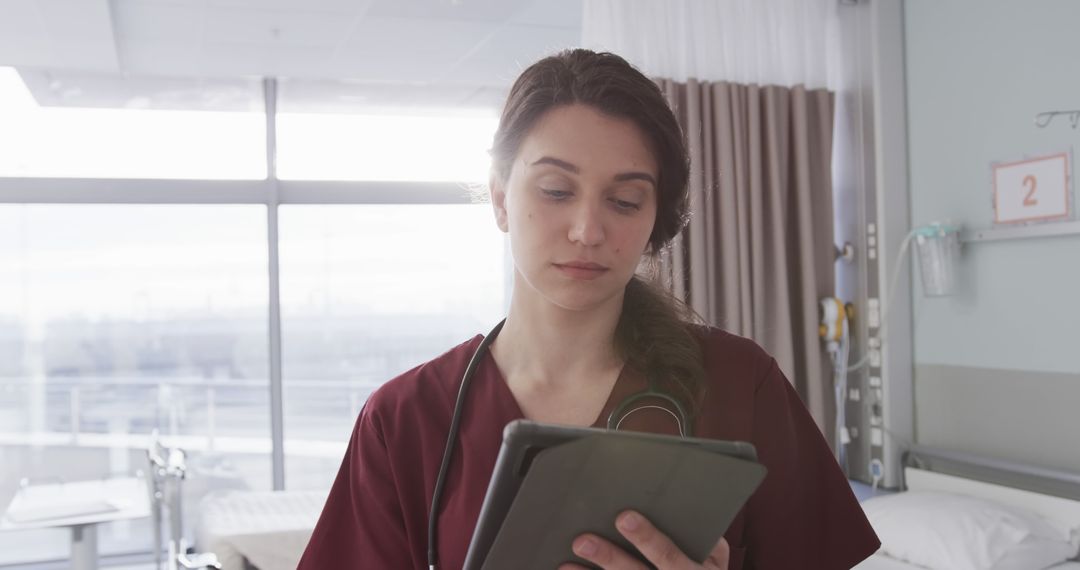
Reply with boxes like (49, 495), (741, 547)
(531, 156), (580, 173)
(613, 171), (657, 186)
(531, 156), (656, 186)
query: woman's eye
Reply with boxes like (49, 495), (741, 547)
(542, 188), (571, 199)
(611, 198), (641, 211)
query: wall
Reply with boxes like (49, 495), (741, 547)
(905, 0), (1080, 472)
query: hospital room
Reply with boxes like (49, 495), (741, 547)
(1, 0), (1078, 568)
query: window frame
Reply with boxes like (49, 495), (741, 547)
(0, 78), (484, 491)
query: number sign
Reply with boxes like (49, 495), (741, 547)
(992, 153), (1071, 224)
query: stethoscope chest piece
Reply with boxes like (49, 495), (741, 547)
(606, 387), (692, 437)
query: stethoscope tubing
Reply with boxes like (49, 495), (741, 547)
(426, 319), (691, 569)
(428, 319), (504, 569)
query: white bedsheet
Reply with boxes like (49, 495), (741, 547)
(854, 552), (1080, 570)
(853, 552), (922, 569)
(196, 490), (326, 570)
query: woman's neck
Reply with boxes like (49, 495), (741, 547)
(491, 282), (625, 393)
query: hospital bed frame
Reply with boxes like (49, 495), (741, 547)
(852, 446), (1080, 569)
(147, 435), (222, 570)
(902, 445), (1080, 504)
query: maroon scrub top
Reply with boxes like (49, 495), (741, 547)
(298, 327), (880, 569)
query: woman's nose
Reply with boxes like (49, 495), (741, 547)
(567, 203), (605, 246)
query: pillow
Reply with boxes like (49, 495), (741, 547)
(861, 491), (1077, 570)
(992, 534), (1077, 570)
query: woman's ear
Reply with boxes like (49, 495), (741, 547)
(490, 175), (510, 233)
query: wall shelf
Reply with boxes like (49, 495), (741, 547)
(962, 220), (1080, 243)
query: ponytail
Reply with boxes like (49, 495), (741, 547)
(614, 275), (706, 419)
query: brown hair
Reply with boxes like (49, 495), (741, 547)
(491, 49), (706, 418)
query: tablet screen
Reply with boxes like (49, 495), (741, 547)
(463, 420), (766, 569)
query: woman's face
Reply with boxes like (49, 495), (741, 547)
(491, 103), (659, 312)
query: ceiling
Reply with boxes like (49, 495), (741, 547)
(0, 0), (582, 111)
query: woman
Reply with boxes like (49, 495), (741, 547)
(298, 49), (879, 569)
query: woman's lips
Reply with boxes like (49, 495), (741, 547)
(553, 262), (609, 280)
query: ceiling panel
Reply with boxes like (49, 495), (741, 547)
(480, 23), (581, 61)
(0, 0), (44, 36)
(204, 0), (371, 14)
(202, 6), (358, 47)
(119, 38), (203, 76)
(200, 41), (339, 78)
(39, 0), (119, 71)
(365, 0), (530, 23)
(263, 44), (342, 78)
(508, 0), (583, 27)
(43, 39), (121, 72)
(441, 24), (581, 85)
(440, 55), (526, 87)
(38, 0), (116, 43)
(330, 51), (457, 84)
(112, 0), (204, 43)
(338, 16), (495, 58)
(0, 0), (119, 71)
(0, 0), (583, 109)
(0, 15), (52, 68)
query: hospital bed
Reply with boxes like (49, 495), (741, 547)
(190, 445), (1080, 570)
(195, 489), (325, 570)
(854, 446), (1080, 570)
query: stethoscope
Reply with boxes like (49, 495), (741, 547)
(426, 319), (692, 569)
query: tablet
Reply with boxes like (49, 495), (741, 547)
(462, 420), (767, 569)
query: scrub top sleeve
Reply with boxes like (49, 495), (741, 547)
(742, 357), (880, 569)
(297, 402), (414, 569)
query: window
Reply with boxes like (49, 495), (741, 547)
(0, 74), (514, 564)
(0, 204), (270, 563)
(279, 204), (507, 490)
(274, 78), (498, 183)
(276, 111), (498, 182)
(0, 68), (266, 179)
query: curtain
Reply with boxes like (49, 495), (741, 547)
(656, 80), (837, 437)
(584, 0), (846, 438)
(583, 0), (843, 89)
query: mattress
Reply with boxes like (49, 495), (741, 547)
(196, 490), (326, 570)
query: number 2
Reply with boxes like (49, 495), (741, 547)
(1023, 175), (1038, 206)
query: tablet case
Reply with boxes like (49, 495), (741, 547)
(463, 422), (767, 569)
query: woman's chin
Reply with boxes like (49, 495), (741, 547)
(512, 271), (629, 314)
(542, 287), (625, 314)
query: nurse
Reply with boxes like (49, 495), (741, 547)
(298, 49), (880, 569)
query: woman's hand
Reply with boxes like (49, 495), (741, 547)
(557, 510), (730, 570)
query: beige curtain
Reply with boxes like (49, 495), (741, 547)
(658, 79), (837, 438)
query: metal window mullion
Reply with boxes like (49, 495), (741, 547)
(277, 180), (477, 204)
(0, 178), (269, 203)
(264, 77), (286, 491)
(0, 178), (478, 204)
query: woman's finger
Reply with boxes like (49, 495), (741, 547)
(569, 533), (650, 570)
(703, 537), (730, 569)
(614, 510), (695, 569)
